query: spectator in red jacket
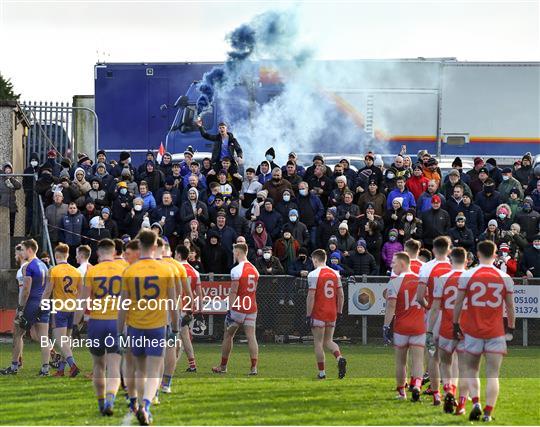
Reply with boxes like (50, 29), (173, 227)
(406, 163), (429, 200)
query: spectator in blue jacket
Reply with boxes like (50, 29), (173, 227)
(386, 176), (416, 210)
(137, 181), (157, 211)
(60, 202), (87, 264)
(258, 160), (272, 184)
(182, 160), (207, 189)
(417, 179), (446, 213)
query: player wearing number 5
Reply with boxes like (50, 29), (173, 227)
(383, 252), (425, 401)
(42, 243), (82, 377)
(118, 230), (178, 426)
(306, 249), (347, 380)
(212, 243), (259, 375)
(75, 238), (126, 416)
(453, 241), (515, 422)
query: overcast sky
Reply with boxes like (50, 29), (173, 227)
(1, 0), (538, 102)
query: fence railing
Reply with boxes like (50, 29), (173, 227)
(194, 274), (540, 347)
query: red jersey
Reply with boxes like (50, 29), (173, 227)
(308, 266), (342, 322)
(386, 272), (426, 336)
(418, 259), (452, 309)
(230, 261), (259, 314)
(410, 259), (424, 275)
(182, 261), (201, 294)
(433, 270), (465, 340)
(458, 264), (514, 339)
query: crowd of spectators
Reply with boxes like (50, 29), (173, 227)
(2, 122), (540, 279)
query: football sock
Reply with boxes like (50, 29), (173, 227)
(41, 363), (50, 374)
(143, 398), (151, 412)
(317, 362), (325, 371)
(188, 358), (196, 369)
(397, 385), (406, 396)
(11, 361), (18, 371)
(251, 358), (257, 369)
(472, 397), (480, 405)
(221, 356), (228, 368)
(451, 384), (457, 396)
(484, 405), (493, 415)
(443, 383), (451, 394)
(162, 375), (172, 388)
(318, 370), (326, 377)
(98, 397), (105, 412)
(409, 376), (414, 386)
(66, 356), (75, 368)
(412, 377), (422, 388)
(433, 390), (441, 400)
(129, 397), (137, 410)
(105, 392), (115, 407)
(458, 396), (467, 407)
(333, 351), (341, 359)
(58, 360), (66, 371)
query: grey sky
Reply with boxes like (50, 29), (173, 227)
(0, 0), (538, 102)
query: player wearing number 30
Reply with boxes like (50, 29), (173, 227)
(74, 238), (126, 416)
(213, 243), (259, 375)
(453, 241), (515, 422)
(383, 252), (425, 402)
(42, 243), (82, 378)
(306, 249), (347, 380)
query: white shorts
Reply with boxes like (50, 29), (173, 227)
(311, 317), (336, 328)
(462, 333), (507, 355)
(438, 336), (465, 354)
(394, 332), (426, 349)
(228, 310), (257, 327)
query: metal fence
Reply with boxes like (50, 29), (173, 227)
(20, 101), (98, 162)
(196, 274), (540, 347)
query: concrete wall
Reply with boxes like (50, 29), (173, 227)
(73, 95), (96, 160)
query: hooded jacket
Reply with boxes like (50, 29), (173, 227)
(0, 163), (22, 212)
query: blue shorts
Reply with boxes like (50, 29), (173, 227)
(88, 319), (119, 356)
(53, 311), (74, 329)
(127, 326), (166, 357)
(22, 299), (50, 329)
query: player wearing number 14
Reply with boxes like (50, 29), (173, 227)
(43, 243), (82, 377)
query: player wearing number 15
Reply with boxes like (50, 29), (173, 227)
(384, 252), (425, 402)
(453, 241), (515, 422)
(306, 249), (347, 380)
(43, 243), (82, 377)
(118, 230), (178, 426)
(75, 238), (126, 416)
(212, 243), (259, 375)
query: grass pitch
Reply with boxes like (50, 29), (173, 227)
(0, 342), (539, 425)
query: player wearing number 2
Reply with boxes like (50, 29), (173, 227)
(306, 249), (347, 380)
(453, 241), (515, 422)
(383, 252), (425, 401)
(118, 230), (178, 426)
(212, 243), (260, 375)
(75, 238), (126, 415)
(427, 247), (467, 414)
(42, 243), (82, 377)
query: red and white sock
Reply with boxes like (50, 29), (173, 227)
(188, 358), (196, 369)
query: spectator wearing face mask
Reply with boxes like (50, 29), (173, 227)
(128, 197), (147, 237)
(257, 198), (283, 241)
(249, 221), (272, 258)
(254, 246), (285, 276)
(520, 234), (540, 278)
(296, 181), (324, 250)
(448, 213), (475, 252)
(273, 224), (301, 274)
(256, 147), (279, 175)
(201, 230), (229, 274)
(381, 229), (403, 274)
(85, 216), (112, 264)
(346, 239), (378, 275)
(476, 179), (501, 223)
(328, 251), (352, 276)
(399, 208), (423, 242)
(247, 189), (268, 221)
(111, 151), (136, 180)
(275, 189), (298, 221)
(494, 242), (517, 277)
(498, 167), (524, 202)
(112, 181), (134, 235)
(382, 167), (399, 194)
(515, 197), (540, 242)
(136, 181), (157, 211)
(494, 204), (513, 231)
(288, 247), (314, 278)
(318, 207), (340, 249)
(283, 209), (309, 249)
(262, 168), (293, 204)
(23, 152), (41, 235)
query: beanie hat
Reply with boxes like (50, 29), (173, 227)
(499, 243), (510, 253)
(488, 219), (498, 227)
(101, 207), (110, 215)
(452, 157), (463, 167)
(338, 221), (348, 230)
(389, 228), (398, 237)
(393, 197), (404, 207)
(119, 151), (130, 161)
(356, 239), (367, 249)
(431, 195), (442, 204)
(265, 147), (276, 158)
(289, 209), (299, 217)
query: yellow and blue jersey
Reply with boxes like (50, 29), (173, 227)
(85, 260), (126, 320)
(122, 258), (175, 329)
(49, 262), (82, 311)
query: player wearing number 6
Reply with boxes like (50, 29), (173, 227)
(453, 241), (515, 422)
(212, 243), (259, 375)
(306, 249), (347, 380)
(42, 243), (82, 377)
(118, 230), (179, 425)
(74, 238), (126, 416)
(383, 252), (425, 401)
